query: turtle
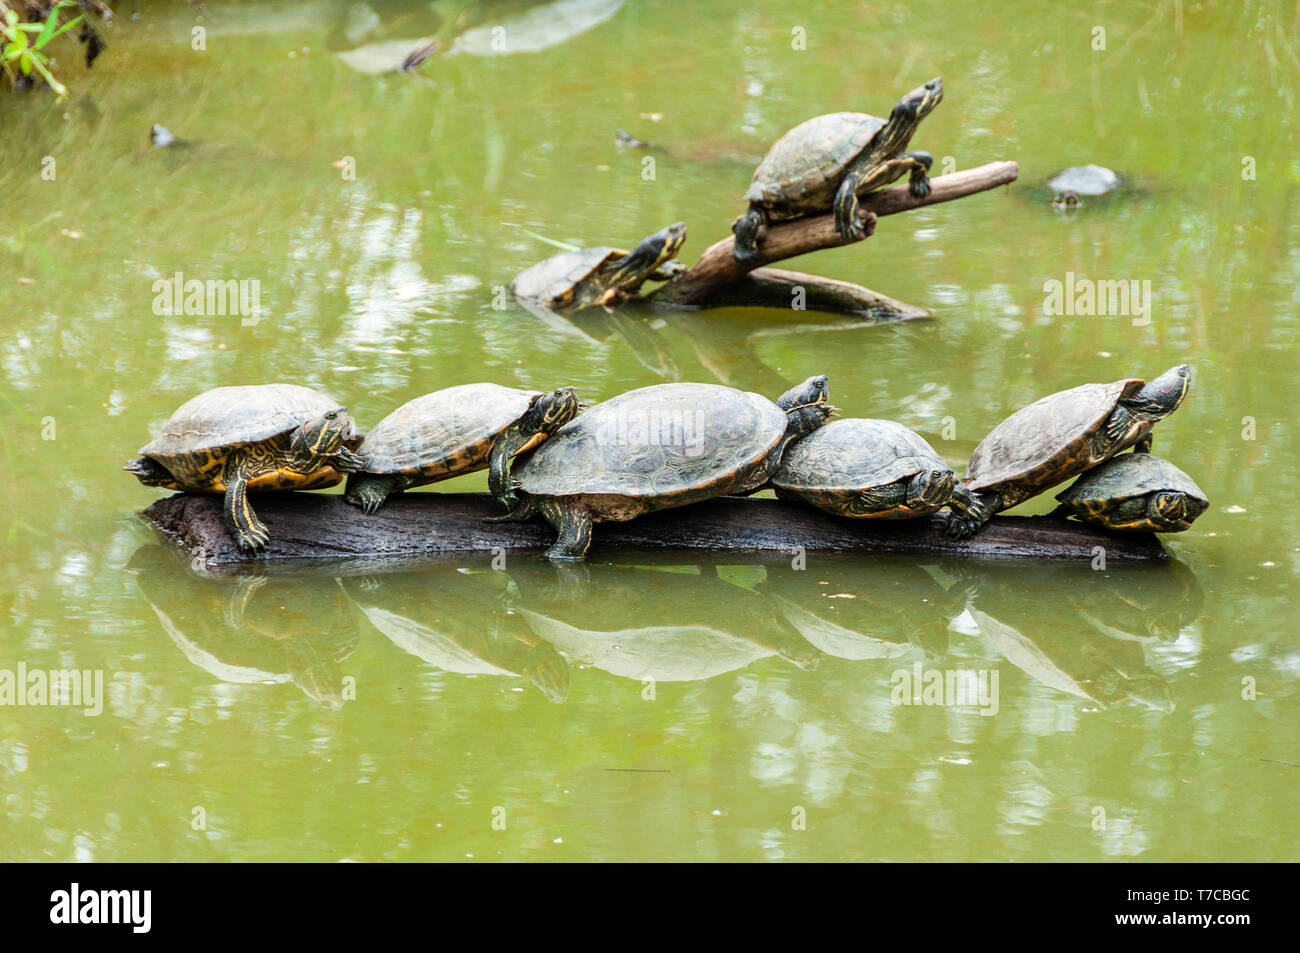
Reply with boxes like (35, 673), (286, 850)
(1052, 453), (1208, 532)
(510, 222), (688, 313)
(943, 365), (1192, 539)
(732, 77), (944, 265)
(124, 383), (364, 554)
(344, 383), (581, 515)
(1047, 164), (1121, 202)
(490, 376), (834, 560)
(1051, 190), (1083, 211)
(771, 418), (955, 519)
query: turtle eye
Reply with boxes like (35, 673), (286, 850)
(326, 412), (337, 420)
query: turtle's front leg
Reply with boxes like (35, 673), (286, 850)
(732, 204), (767, 265)
(1133, 432), (1153, 453)
(331, 446), (365, 473)
(833, 173), (867, 240)
(222, 454), (270, 553)
(345, 473), (405, 515)
(903, 151), (933, 197)
(943, 486), (995, 540)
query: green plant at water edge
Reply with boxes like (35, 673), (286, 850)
(0, 0), (84, 99)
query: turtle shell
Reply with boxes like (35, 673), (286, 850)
(510, 246), (620, 306)
(1047, 165), (1121, 196)
(513, 382), (785, 501)
(773, 418), (945, 490)
(1057, 453), (1207, 509)
(966, 378), (1145, 493)
(140, 384), (354, 491)
(744, 112), (886, 212)
(358, 383), (541, 478)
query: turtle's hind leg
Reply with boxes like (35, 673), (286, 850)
(538, 500), (593, 561)
(222, 453), (270, 553)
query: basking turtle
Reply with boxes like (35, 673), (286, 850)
(344, 383), (580, 514)
(771, 418), (955, 519)
(944, 365), (1192, 539)
(1053, 453), (1208, 532)
(125, 384), (363, 553)
(510, 222), (687, 313)
(491, 376), (833, 560)
(732, 77), (943, 264)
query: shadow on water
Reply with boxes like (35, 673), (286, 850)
(129, 542), (1202, 713)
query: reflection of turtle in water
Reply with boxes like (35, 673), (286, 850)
(951, 562), (1179, 711)
(510, 223), (687, 313)
(344, 384), (580, 514)
(341, 568), (569, 703)
(125, 384), (364, 553)
(127, 545), (362, 709)
(509, 562), (821, 681)
(492, 376), (833, 560)
(945, 365), (1192, 539)
(758, 556), (965, 660)
(733, 78), (943, 264)
(1053, 453), (1208, 533)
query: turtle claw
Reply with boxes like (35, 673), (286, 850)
(909, 177), (932, 199)
(236, 525), (271, 554)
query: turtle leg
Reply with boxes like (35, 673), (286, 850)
(732, 204), (767, 265)
(832, 172), (868, 240)
(345, 473), (408, 515)
(484, 496), (537, 524)
(1133, 432), (1154, 453)
(124, 456), (175, 487)
(943, 487), (995, 539)
(538, 499), (593, 561)
(902, 151), (934, 197)
(845, 482), (907, 516)
(1102, 404), (1139, 444)
(222, 453), (270, 553)
(331, 446), (366, 473)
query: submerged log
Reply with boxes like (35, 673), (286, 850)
(140, 491), (1166, 569)
(652, 160), (1020, 307)
(688, 266), (930, 320)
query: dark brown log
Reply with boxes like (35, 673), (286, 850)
(653, 160), (1020, 306)
(140, 491), (1166, 570)
(688, 267), (930, 320)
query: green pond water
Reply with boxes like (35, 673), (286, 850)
(2, 0), (1297, 862)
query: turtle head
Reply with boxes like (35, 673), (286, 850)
(907, 468), (957, 510)
(778, 374), (835, 437)
(522, 386), (581, 439)
(292, 407), (357, 458)
(1131, 364), (1192, 419)
(606, 222), (687, 291)
(880, 77), (943, 151)
(1150, 491), (1189, 527)
(777, 374), (829, 411)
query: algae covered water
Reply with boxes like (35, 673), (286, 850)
(1, 0), (1296, 861)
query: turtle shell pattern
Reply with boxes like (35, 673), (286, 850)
(510, 247), (621, 306)
(1056, 453), (1208, 517)
(965, 378), (1146, 510)
(772, 418), (950, 517)
(139, 383), (354, 493)
(359, 383), (541, 481)
(744, 112), (887, 214)
(513, 382), (787, 520)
